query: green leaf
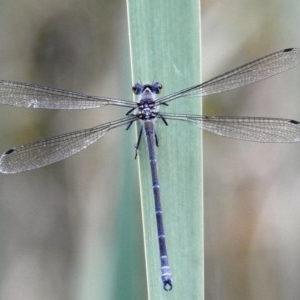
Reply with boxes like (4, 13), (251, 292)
(127, 0), (203, 298)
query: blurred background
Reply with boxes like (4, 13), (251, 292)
(0, 1), (143, 300)
(202, 1), (300, 300)
(0, 0), (299, 299)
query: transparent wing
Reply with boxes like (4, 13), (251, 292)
(157, 48), (300, 105)
(161, 113), (300, 142)
(0, 80), (136, 109)
(0, 116), (137, 173)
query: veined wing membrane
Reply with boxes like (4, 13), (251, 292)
(0, 116), (136, 173)
(157, 48), (300, 105)
(0, 80), (135, 109)
(161, 113), (300, 142)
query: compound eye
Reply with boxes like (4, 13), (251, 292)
(153, 82), (163, 93)
(132, 86), (138, 95)
(132, 83), (142, 95)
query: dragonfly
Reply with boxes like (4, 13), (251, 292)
(0, 48), (300, 291)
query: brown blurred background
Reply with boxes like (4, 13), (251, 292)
(0, 0), (300, 299)
(202, 1), (300, 300)
(0, 1), (143, 300)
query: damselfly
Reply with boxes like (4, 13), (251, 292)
(1, 48), (300, 290)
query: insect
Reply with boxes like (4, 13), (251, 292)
(0, 48), (300, 290)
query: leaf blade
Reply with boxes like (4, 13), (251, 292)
(127, 0), (203, 298)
